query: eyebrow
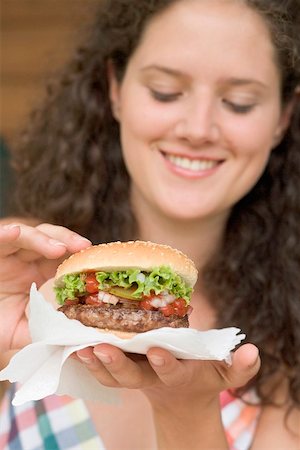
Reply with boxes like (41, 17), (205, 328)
(224, 77), (268, 89)
(140, 65), (186, 79)
(141, 65), (268, 89)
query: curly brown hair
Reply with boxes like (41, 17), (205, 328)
(12, 0), (300, 411)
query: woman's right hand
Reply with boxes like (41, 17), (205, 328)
(0, 222), (92, 353)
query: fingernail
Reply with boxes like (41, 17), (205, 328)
(2, 224), (19, 230)
(94, 350), (112, 364)
(148, 355), (165, 367)
(49, 239), (67, 247)
(73, 235), (91, 244)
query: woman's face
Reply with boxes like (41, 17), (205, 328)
(110, 0), (289, 223)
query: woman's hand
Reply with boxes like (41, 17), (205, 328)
(0, 221), (91, 353)
(76, 342), (260, 399)
(76, 343), (260, 449)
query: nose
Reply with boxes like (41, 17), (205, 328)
(175, 94), (220, 144)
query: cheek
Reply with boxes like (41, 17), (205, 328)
(226, 119), (276, 193)
(119, 108), (155, 174)
(237, 133), (273, 182)
(119, 88), (174, 143)
(230, 114), (278, 160)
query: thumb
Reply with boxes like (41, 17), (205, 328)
(229, 343), (261, 389)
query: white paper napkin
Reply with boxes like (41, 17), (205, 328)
(0, 283), (245, 405)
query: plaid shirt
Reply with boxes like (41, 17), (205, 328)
(0, 385), (260, 450)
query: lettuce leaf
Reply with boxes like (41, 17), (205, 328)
(55, 266), (192, 305)
(54, 274), (86, 304)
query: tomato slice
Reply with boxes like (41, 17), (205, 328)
(160, 304), (175, 317)
(64, 298), (80, 306)
(173, 298), (188, 317)
(160, 298), (188, 317)
(140, 298), (156, 311)
(140, 295), (189, 317)
(85, 273), (99, 294)
(85, 294), (104, 306)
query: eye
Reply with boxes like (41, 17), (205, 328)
(150, 89), (181, 102)
(223, 99), (256, 114)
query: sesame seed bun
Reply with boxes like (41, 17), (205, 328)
(54, 240), (198, 288)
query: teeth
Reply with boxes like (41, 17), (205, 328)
(166, 154), (218, 172)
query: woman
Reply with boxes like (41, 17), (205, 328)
(0, 0), (299, 448)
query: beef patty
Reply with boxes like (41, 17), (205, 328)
(58, 303), (189, 332)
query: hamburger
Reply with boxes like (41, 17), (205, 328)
(54, 240), (197, 338)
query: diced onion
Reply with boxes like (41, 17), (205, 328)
(150, 294), (175, 308)
(136, 273), (146, 282)
(98, 291), (119, 305)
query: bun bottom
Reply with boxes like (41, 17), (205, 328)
(96, 327), (137, 339)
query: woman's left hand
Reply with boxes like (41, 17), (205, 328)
(75, 342), (260, 405)
(75, 343), (260, 449)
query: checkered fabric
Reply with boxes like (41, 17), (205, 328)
(0, 385), (260, 449)
(0, 384), (105, 450)
(220, 390), (261, 450)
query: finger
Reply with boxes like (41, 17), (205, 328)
(6, 223), (91, 262)
(76, 347), (119, 387)
(93, 344), (155, 388)
(147, 348), (187, 387)
(18, 245), (67, 263)
(222, 344), (260, 389)
(0, 224), (21, 256)
(0, 223), (67, 261)
(36, 223), (91, 252)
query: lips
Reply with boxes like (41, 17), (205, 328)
(162, 151), (221, 173)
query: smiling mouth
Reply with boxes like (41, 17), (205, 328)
(162, 152), (221, 172)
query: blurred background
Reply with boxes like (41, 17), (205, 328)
(1, 0), (99, 144)
(0, 0), (99, 216)
(0, 0), (99, 398)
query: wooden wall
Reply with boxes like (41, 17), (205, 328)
(1, 0), (99, 146)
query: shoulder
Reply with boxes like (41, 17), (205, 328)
(252, 401), (299, 449)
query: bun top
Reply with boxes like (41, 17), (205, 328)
(55, 240), (198, 288)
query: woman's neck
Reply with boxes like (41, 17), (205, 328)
(132, 197), (228, 273)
